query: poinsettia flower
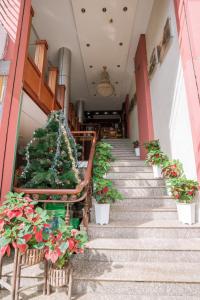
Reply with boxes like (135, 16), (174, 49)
(102, 187), (109, 194)
(45, 248), (61, 263)
(68, 238), (75, 250)
(35, 230), (43, 242)
(23, 234), (32, 242)
(7, 209), (23, 219)
(43, 224), (50, 228)
(17, 243), (28, 253)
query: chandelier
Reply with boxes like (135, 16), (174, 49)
(96, 66), (114, 97)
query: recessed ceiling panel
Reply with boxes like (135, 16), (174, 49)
(71, 0), (138, 104)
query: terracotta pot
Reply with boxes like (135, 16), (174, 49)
(48, 263), (71, 288)
(21, 248), (44, 266)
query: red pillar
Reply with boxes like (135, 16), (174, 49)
(125, 94), (130, 138)
(134, 34), (154, 159)
(174, 0), (200, 182)
(0, 0), (32, 201)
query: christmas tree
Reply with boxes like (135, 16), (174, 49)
(18, 110), (80, 190)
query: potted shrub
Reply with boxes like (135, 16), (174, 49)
(162, 159), (183, 196)
(93, 179), (122, 225)
(0, 192), (50, 265)
(45, 219), (87, 291)
(133, 140), (140, 157)
(93, 142), (122, 225)
(169, 177), (199, 224)
(145, 149), (168, 178)
(144, 139), (160, 152)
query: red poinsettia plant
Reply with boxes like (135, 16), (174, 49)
(168, 177), (199, 203)
(145, 149), (168, 167)
(162, 159), (183, 178)
(45, 218), (88, 269)
(0, 192), (50, 257)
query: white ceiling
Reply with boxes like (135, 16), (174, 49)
(32, 0), (154, 110)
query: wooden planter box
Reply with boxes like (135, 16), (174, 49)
(21, 249), (45, 266)
(48, 263), (71, 288)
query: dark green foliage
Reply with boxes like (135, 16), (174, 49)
(18, 111), (80, 189)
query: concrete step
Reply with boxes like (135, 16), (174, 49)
(72, 260), (200, 296)
(112, 179), (165, 187)
(75, 294), (200, 300)
(87, 220), (200, 239)
(110, 166), (152, 172)
(117, 187), (167, 197)
(110, 160), (146, 166)
(106, 172), (155, 179)
(113, 156), (140, 160)
(112, 196), (176, 209)
(91, 207), (177, 222)
(75, 238), (200, 263)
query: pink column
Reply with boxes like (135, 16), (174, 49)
(134, 34), (154, 159)
(174, 0), (200, 182)
(0, 1), (32, 201)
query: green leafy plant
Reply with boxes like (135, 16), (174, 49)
(144, 139), (160, 152)
(93, 142), (122, 204)
(45, 218), (88, 269)
(0, 192), (50, 257)
(162, 159), (183, 178)
(168, 177), (199, 203)
(133, 140), (139, 148)
(145, 149), (168, 166)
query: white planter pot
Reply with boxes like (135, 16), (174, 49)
(152, 165), (163, 178)
(165, 180), (172, 196)
(176, 202), (196, 225)
(95, 203), (110, 225)
(135, 147), (140, 157)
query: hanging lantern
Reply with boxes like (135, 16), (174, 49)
(96, 66), (114, 97)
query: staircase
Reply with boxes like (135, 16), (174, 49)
(73, 139), (200, 299)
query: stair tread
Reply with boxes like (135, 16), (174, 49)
(88, 220), (200, 228)
(86, 238), (200, 251)
(73, 260), (200, 283)
(92, 207), (176, 212)
(75, 294), (199, 300)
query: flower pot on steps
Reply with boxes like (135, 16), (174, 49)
(165, 180), (172, 196)
(153, 165), (163, 178)
(21, 249), (44, 266)
(135, 147), (140, 157)
(176, 202), (196, 225)
(95, 203), (110, 225)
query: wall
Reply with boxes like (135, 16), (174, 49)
(145, 0), (196, 179)
(18, 91), (47, 148)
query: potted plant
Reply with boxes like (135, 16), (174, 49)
(0, 192), (50, 265)
(169, 177), (199, 224)
(45, 219), (87, 291)
(93, 142), (122, 225)
(162, 159), (183, 196)
(133, 140), (140, 157)
(145, 149), (168, 178)
(144, 139), (160, 152)
(93, 179), (122, 225)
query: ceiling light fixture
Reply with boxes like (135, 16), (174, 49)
(96, 66), (115, 97)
